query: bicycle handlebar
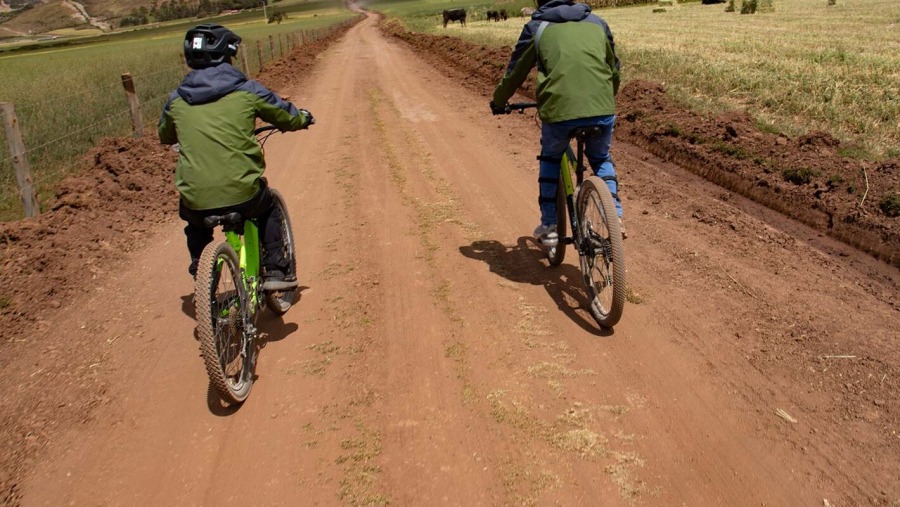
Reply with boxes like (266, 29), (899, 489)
(493, 102), (538, 115)
(254, 125), (279, 135)
(508, 102), (538, 111)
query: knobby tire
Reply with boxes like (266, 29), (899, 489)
(196, 241), (254, 404)
(576, 176), (626, 328)
(264, 189), (299, 315)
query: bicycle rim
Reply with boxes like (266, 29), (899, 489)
(264, 189), (298, 315)
(196, 242), (253, 404)
(576, 176), (626, 328)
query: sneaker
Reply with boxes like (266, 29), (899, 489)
(261, 269), (299, 291)
(533, 223), (559, 246)
(619, 218), (628, 240)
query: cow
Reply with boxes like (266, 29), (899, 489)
(442, 8), (467, 27)
(499, 8), (508, 20)
(486, 9), (500, 21)
(520, 7), (535, 16)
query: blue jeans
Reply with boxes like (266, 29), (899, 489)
(538, 115), (622, 226)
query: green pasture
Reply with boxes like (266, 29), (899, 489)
(375, 0), (900, 161)
(0, 2), (355, 220)
(371, 0), (535, 29)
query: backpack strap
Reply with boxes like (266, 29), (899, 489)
(533, 21), (551, 74)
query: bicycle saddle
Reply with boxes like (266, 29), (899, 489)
(571, 126), (605, 140)
(203, 212), (243, 229)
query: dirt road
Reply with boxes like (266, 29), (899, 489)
(15, 14), (899, 506)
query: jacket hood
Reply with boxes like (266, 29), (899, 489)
(177, 63), (246, 105)
(533, 0), (591, 22)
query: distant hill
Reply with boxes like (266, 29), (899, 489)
(0, 0), (169, 36)
(0, 0), (275, 37)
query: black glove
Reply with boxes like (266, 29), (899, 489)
(299, 108), (315, 128)
(489, 101), (508, 116)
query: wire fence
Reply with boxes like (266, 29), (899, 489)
(0, 17), (361, 221)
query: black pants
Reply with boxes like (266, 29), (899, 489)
(179, 181), (287, 276)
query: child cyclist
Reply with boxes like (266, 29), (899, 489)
(159, 24), (313, 290)
(490, 0), (625, 244)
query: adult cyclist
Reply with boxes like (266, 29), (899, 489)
(159, 24), (313, 290)
(490, 0), (624, 245)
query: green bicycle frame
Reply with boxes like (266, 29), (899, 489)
(223, 220), (261, 308)
(560, 147), (582, 251)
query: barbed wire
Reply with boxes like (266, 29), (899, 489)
(23, 110), (131, 157)
(131, 64), (185, 81)
(11, 80), (124, 118)
(30, 156), (90, 188)
(0, 189), (20, 206)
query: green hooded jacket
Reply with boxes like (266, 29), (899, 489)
(493, 0), (620, 123)
(158, 63), (309, 210)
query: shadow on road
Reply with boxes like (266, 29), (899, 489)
(180, 294), (195, 319)
(184, 287), (306, 415)
(459, 237), (611, 336)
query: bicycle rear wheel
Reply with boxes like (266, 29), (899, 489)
(576, 176), (626, 328)
(195, 241), (254, 404)
(264, 189), (298, 315)
(547, 171), (568, 266)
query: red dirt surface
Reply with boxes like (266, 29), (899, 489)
(0, 12), (897, 507)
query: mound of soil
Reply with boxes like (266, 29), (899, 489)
(380, 19), (900, 267)
(0, 18), (361, 506)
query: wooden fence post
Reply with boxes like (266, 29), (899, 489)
(268, 35), (275, 59)
(1, 102), (39, 217)
(257, 40), (265, 70)
(239, 44), (251, 76)
(120, 73), (144, 137)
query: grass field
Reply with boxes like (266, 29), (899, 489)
(376, 0), (900, 161)
(0, 1), (354, 219)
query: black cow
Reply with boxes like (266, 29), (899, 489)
(486, 9), (500, 21)
(499, 8), (508, 20)
(442, 8), (467, 27)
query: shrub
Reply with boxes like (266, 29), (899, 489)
(740, 0), (757, 13)
(725, 0), (735, 11)
(757, 0), (774, 12)
(880, 192), (900, 217)
(782, 167), (819, 185)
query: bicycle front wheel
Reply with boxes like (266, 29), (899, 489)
(264, 189), (298, 315)
(195, 241), (254, 404)
(576, 176), (626, 328)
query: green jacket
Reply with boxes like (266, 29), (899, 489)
(493, 0), (620, 123)
(158, 63), (309, 210)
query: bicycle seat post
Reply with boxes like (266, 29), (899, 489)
(575, 135), (586, 186)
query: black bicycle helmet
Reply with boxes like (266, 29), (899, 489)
(184, 24), (242, 70)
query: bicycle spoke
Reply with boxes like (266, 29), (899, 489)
(576, 176), (626, 328)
